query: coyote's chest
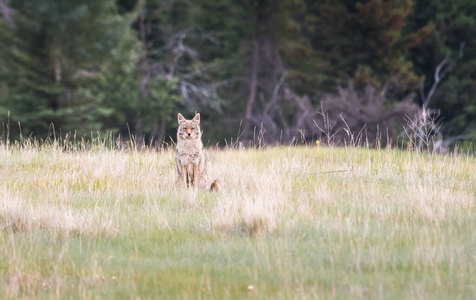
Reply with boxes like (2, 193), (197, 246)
(179, 150), (201, 164)
(177, 140), (203, 165)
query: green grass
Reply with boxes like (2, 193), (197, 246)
(1, 143), (475, 299)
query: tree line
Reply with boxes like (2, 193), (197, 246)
(1, 0), (475, 148)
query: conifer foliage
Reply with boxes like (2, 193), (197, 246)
(0, 0), (474, 146)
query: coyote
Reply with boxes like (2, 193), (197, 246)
(176, 113), (220, 190)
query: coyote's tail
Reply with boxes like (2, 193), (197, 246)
(209, 179), (221, 192)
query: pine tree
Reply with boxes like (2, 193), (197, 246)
(0, 0), (131, 138)
(304, 0), (429, 93)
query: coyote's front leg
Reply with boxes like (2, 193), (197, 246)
(193, 164), (199, 190)
(181, 165), (187, 186)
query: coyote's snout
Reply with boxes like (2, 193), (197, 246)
(175, 113), (220, 191)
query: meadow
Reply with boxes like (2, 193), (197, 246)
(0, 139), (475, 299)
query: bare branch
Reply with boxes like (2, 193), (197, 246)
(423, 51), (451, 109)
(411, 44), (468, 152)
(434, 51), (450, 83)
(263, 72), (286, 118)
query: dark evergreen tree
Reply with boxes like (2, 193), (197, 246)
(0, 0), (131, 138)
(303, 0), (429, 93)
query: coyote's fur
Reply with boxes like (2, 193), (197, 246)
(176, 113), (220, 191)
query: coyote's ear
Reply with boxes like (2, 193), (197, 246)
(178, 113), (186, 125)
(192, 113), (200, 125)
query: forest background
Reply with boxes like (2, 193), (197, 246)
(1, 0), (475, 148)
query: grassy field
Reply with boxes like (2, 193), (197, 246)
(0, 140), (475, 299)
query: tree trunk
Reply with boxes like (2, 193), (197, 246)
(136, 10), (147, 147)
(134, 117), (144, 147)
(243, 37), (259, 141)
(157, 118), (166, 147)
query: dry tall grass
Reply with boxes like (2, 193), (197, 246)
(1, 140), (475, 298)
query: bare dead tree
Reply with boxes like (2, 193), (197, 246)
(149, 28), (223, 111)
(234, 33), (308, 146)
(132, 8), (224, 146)
(409, 43), (469, 152)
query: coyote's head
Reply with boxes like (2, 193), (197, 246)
(177, 113), (201, 140)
